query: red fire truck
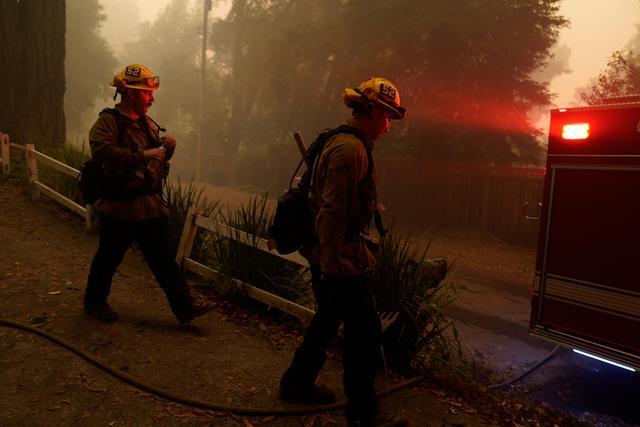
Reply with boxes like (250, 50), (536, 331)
(529, 96), (640, 372)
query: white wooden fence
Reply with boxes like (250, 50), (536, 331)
(0, 132), (96, 230)
(0, 133), (10, 175)
(175, 206), (316, 322)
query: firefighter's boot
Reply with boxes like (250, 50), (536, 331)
(83, 300), (119, 322)
(176, 299), (215, 326)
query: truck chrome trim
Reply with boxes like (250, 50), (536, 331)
(548, 154), (640, 158)
(550, 164), (640, 171)
(536, 167), (556, 321)
(531, 326), (640, 372)
(573, 349), (636, 371)
(552, 102), (640, 113)
(548, 273), (640, 297)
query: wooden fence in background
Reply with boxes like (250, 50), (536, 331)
(217, 154), (545, 247)
(376, 159), (544, 246)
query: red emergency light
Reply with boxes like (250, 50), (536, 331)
(562, 123), (590, 140)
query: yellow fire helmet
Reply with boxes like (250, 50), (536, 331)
(110, 64), (160, 92)
(343, 77), (406, 120)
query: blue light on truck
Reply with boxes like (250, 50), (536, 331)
(562, 123), (590, 140)
(573, 349), (636, 372)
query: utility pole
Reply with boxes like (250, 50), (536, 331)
(196, 0), (212, 182)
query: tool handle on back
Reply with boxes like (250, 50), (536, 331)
(294, 132), (312, 169)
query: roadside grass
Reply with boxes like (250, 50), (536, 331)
(373, 231), (462, 374)
(0, 151), (28, 185)
(164, 179), (222, 256)
(193, 193), (309, 301)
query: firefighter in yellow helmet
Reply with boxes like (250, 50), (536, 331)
(111, 63), (160, 93)
(280, 77), (412, 427)
(343, 76), (406, 120)
(82, 64), (214, 325)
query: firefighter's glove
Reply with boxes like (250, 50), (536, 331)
(161, 135), (177, 160)
(143, 147), (166, 162)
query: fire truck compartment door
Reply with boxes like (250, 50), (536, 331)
(536, 165), (640, 358)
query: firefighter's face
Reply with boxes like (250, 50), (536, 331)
(128, 89), (154, 115)
(370, 107), (391, 140)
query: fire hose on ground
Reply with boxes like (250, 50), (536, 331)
(0, 318), (427, 416)
(0, 317), (559, 414)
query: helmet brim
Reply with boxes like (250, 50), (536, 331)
(343, 87), (365, 109)
(122, 84), (159, 91)
(109, 75), (160, 91)
(343, 87), (405, 120)
(378, 101), (406, 120)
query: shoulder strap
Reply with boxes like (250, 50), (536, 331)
(307, 124), (373, 182)
(288, 125), (362, 189)
(314, 125), (389, 238)
(332, 126), (386, 238)
(321, 125), (373, 177)
(100, 108), (133, 147)
(306, 125), (386, 238)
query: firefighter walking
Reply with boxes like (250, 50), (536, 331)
(83, 63), (214, 325)
(279, 77), (412, 427)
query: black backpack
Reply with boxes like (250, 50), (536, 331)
(78, 109), (131, 205)
(77, 159), (104, 205)
(269, 125), (376, 255)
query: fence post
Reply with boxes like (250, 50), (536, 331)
(84, 203), (99, 233)
(0, 133), (9, 174)
(175, 206), (201, 266)
(25, 143), (39, 198)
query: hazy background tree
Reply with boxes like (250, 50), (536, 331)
(204, 0), (566, 166)
(99, 0), (142, 57)
(83, 0), (568, 182)
(0, 0), (66, 146)
(65, 0), (117, 138)
(529, 43), (572, 125)
(578, 24), (640, 105)
(534, 44), (572, 94)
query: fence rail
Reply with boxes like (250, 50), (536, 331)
(176, 206), (315, 322)
(0, 133), (93, 229)
(194, 214), (309, 266)
(30, 149), (80, 179)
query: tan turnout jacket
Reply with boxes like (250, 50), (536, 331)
(310, 122), (378, 276)
(89, 105), (171, 222)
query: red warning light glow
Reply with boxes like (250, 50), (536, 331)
(562, 123), (590, 140)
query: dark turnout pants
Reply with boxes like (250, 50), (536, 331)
(282, 273), (382, 420)
(84, 214), (193, 316)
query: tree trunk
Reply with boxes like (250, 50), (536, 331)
(0, 0), (65, 147)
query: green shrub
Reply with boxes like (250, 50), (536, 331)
(372, 231), (461, 373)
(196, 194), (308, 300)
(0, 149), (28, 184)
(164, 179), (222, 256)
